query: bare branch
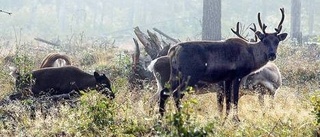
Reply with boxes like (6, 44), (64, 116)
(153, 28), (179, 43)
(0, 10), (12, 15)
(34, 37), (60, 46)
(132, 38), (140, 71)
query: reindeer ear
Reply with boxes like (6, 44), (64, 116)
(255, 31), (265, 40)
(278, 33), (288, 41)
(93, 72), (100, 78)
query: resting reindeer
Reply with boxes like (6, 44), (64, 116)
(9, 66), (114, 100)
(39, 53), (71, 68)
(154, 8), (287, 122)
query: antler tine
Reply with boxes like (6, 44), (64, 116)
(249, 23), (258, 42)
(275, 8), (285, 33)
(257, 13), (267, 34)
(250, 23), (256, 32)
(231, 22), (248, 41)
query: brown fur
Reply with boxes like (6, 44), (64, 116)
(148, 57), (281, 107)
(9, 66), (114, 99)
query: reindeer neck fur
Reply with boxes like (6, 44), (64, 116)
(247, 41), (270, 71)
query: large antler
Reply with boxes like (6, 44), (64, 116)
(275, 8), (285, 34)
(231, 22), (248, 41)
(257, 13), (267, 34)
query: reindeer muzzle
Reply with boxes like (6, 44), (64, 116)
(101, 88), (115, 99)
(268, 53), (276, 61)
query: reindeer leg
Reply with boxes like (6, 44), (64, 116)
(270, 93), (275, 109)
(159, 88), (170, 117)
(173, 89), (185, 112)
(225, 80), (232, 120)
(258, 92), (265, 107)
(217, 81), (225, 118)
(232, 78), (241, 122)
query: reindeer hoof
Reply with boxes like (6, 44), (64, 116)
(232, 116), (241, 123)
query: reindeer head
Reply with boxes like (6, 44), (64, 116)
(255, 8), (287, 61)
(94, 72), (115, 99)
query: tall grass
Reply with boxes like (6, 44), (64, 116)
(0, 36), (318, 136)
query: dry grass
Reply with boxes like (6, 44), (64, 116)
(0, 38), (318, 136)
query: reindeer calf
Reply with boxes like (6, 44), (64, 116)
(240, 62), (281, 106)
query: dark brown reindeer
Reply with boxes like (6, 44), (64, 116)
(231, 22), (282, 106)
(9, 66), (114, 100)
(147, 23), (282, 108)
(39, 53), (72, 68)
(158, 8), (287, 121)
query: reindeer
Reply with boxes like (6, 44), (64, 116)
(240, 62), (281, 106)
(157, 8), (287, 122)
(148, 58), (282, 107)
(39, 53), (71, 68)
(148, 22), (282, 108)
(9, 66), (114, 100)
(148, 51), (281, 108)
(231, 22), (282, 106)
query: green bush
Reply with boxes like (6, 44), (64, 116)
(70, 91), (117, 136)
(311, 90), (320, 125)
(154, 97), (215, 136)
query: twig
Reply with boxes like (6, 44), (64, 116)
(0, 10), (12, 15)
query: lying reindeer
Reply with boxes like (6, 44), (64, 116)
(39, 53), (71, 68)
(152, 8), (287, 121)
(9, 66), (114, 99)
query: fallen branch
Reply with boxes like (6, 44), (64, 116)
(153, 28), (179, 43)
(34, 37), (60, 46)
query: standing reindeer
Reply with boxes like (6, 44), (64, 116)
(231, 22), (282, 106)
(157, 8), (287, 122)
(39, 53), (71, 68)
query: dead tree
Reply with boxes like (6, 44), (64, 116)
(128, 27), (178, 90)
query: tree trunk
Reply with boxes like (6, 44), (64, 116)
(202, 0), (221, 40)
(307, 0), (315, 36)
(291, 0), (302, 45)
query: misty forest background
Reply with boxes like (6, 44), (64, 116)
(1, 0), (319, 45)
(0, 0), (320, 136)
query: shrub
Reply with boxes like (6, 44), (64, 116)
(69, 91), (117, 136)
(153, 97), (215, 136)
(311, 90), (320, 125)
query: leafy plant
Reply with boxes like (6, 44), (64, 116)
(154, 97), (215, 136)
(311, 90), (320, 125)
